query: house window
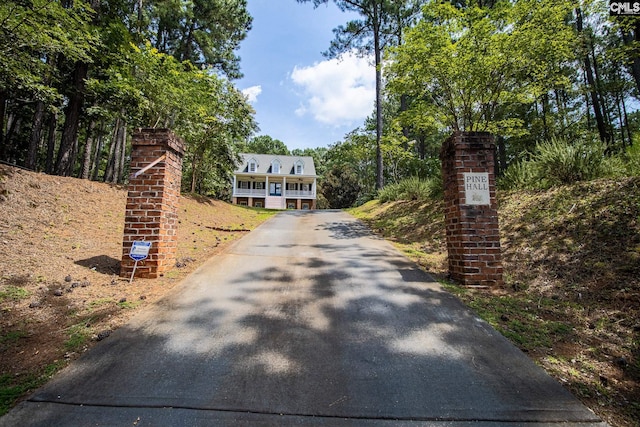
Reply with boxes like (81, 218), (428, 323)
(302, 203), (310, 210)
(254, 201), (263, 208)
(287, 202), (296, 209)
(255, 182), (264, 190)
(239, 201), (248, 206)
(249, 159), (257, 173)
(238, 181), (249, 189)
(269, 182), (282, 196)
(302, 184), (310, 192)
(271, 160), (281, 174)
(295, 161), (304, 175)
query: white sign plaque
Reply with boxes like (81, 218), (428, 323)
(464, 172), (490, 205)
(129, 240), (151, 261)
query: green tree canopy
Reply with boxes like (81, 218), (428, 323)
(241, 135), (291, 155)
(386, 0), (576, 136)
(149, 0), (252, 78)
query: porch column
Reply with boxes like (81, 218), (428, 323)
(283, 177), (287, 198)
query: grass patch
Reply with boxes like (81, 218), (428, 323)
(64, 324), (90, 352)
(0, 330), (29, 351)
(0, 361), (65, 416)
(0, 286), (30, 302)
(88, 298), (114, 308)
(443, 284), (575, 352)
(164, 271), (181, 279)
(117, 300), (141, 309)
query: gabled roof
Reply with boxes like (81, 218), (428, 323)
(236, 153), (317, 176)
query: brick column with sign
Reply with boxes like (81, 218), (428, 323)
(120, 128), (184, 279)
(440, 131), (503, 287)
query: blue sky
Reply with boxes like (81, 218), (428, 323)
(237, 0), (375, 151)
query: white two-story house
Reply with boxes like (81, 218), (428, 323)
(232, 153), (318, 210)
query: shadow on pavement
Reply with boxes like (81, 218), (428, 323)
(2, 211), (604, 426)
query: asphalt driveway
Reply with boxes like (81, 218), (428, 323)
(0, 210), (606, 426)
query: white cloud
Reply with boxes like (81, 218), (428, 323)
(291, 52), (375, 126)
(242, 85), (262, 103)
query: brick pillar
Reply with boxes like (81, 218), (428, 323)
(120, 128), (184, 279)
(440, 131), (503, 287)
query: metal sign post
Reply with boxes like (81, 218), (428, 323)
(129, 240), (151, 283)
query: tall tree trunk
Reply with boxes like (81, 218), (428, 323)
(107, 117), (126, 184)
(590, 44), (614, 148)
(55, 61), (89, 176)
(180, 22), (196, 62)
(541, 93), (550, 141)
(190, 156), (200, 193)
(5, 110), (23, 164)
(80, 121), (95, 179)
(496, 136), (507, 177)
(615, 90), (626, 149)
(91, 123), (105, 181)
(418, 135), (426, 160)
(104, 117), (120, 182)
(45, 113), (58, 174)
(583, 69), (592, 132)
(27, 101), (46, 170)
(112, 126), (122, 183)
(576, 8), (609, 144)
(54, 0), (99, 176)
(374, 9), (383, 190)
(115, 122), (126, 183)
(0, 91), (7, 161)
(554, 89), (566, 139)
(622, 94), (632, 147)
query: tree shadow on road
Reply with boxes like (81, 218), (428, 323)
(20, 213), (601, 426)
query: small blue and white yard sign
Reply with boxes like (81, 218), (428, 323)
(129, 240), (151, 261)
(128, 240), (151, 283)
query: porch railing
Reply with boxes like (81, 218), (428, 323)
(234, 188), (267, 197)
(285, 190), (315, 198)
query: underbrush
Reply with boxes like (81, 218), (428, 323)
(500, 138), (638, 190)
(378, 175), (443, 202)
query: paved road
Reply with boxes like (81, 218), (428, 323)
(1, 210), (606, 426)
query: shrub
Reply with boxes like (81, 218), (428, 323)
(500, 138), (616, 191)
(533, 138), (606, 187)
(320, 165), (361, 208)
(624, 143), (640, 176)
(498, 160), (538, 191)
(378, 176), (442, 202)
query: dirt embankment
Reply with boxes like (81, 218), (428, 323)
(0, 164), (275, 414)
(352, 179), (640, 427)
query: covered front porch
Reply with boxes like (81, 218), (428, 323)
(232, 175), (317, 210)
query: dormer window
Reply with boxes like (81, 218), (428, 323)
(295, 160), (304, 175)
(248, 158), (258, 173)
(271, 159), (281, 174)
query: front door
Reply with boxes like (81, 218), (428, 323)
(269, 182), (282, 196)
